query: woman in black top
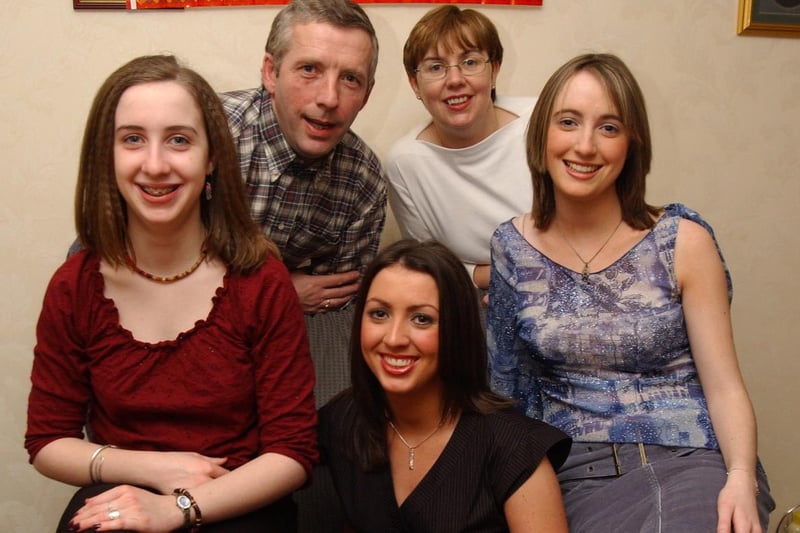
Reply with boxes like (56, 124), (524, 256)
(319, 239), (570, 532)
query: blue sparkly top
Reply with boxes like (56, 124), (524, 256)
(487, 204), (729, 449)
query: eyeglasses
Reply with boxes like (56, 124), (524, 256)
(414, 55), (491, 82)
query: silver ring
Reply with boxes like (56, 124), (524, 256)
(323, 299), (331, 309)
(108, 509), (120, 521)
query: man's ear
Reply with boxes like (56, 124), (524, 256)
(262, 53), (278, 94)
(360, 79), (375, 111)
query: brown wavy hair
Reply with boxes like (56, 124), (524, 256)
(74, 54), (278, 272)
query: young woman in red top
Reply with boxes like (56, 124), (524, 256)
(25, 55), (317, 533)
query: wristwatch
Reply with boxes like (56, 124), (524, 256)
(174, 491), (192, 530)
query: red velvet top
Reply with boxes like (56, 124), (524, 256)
(26, 251), (318, 476)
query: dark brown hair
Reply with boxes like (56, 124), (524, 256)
(527, 53), (660, 229)
(75, 54), (277, 271)
(347, 239), (512, 470)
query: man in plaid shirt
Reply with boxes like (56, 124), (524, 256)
(220, 0), (386, 407)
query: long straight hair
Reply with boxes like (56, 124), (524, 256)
(527, 53), (660, 230)
(347, 239), (512, 470)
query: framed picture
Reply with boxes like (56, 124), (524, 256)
(737, 0), (800, 37)
(73, 0), (126, 7)
(74, 0), (541, 8)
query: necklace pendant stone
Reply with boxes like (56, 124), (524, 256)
(408, 448), (415, 470)
(581, 264), (590, 283)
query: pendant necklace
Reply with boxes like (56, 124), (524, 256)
(126, 251), (206, 283)
(388, 418), (445, 470)
(557, 219), (623, 283)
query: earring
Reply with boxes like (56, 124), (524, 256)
(205, 181), (213, 201)
(416, 95), (422, 100)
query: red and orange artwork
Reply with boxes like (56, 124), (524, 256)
(127, 0), (541, 8)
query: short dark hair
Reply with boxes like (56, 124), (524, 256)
(403, 5), (503, 101)
(527, 53), (660, 230)
(75, 54), (277, 271)
(265, 0), (379, 84)
(347, 239), (511, 469)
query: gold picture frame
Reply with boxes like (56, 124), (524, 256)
(737, 0), (800, 37)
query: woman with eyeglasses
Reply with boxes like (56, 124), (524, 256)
(385, 5), (534, 300)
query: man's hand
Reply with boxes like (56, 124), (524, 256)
(291, 270), (360, 314)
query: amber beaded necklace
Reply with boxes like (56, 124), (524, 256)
(126, 251), (206, 283)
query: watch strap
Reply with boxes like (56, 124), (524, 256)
(173, 488), (202, 532)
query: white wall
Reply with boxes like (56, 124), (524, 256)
(2, 1), (798, 529)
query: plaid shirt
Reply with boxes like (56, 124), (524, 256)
(220, 87), (387, 274)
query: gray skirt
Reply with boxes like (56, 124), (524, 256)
(296, 307), (354, 533)
(304, 304), (355, 408)
(559, 442), (774, 532)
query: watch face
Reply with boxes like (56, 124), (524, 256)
(176, 494), (192, 510)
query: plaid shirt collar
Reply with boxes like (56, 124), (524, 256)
(253, 87), (330, 182)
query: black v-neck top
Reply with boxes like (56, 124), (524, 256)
(320, 394), (570, 532)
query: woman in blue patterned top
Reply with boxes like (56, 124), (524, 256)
(487, 53), (774, 532)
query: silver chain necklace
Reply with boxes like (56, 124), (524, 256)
(557, 219), (624, 283)
(388, 419), (445, 470)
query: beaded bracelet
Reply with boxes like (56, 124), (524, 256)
(88, 444), (117, 484)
